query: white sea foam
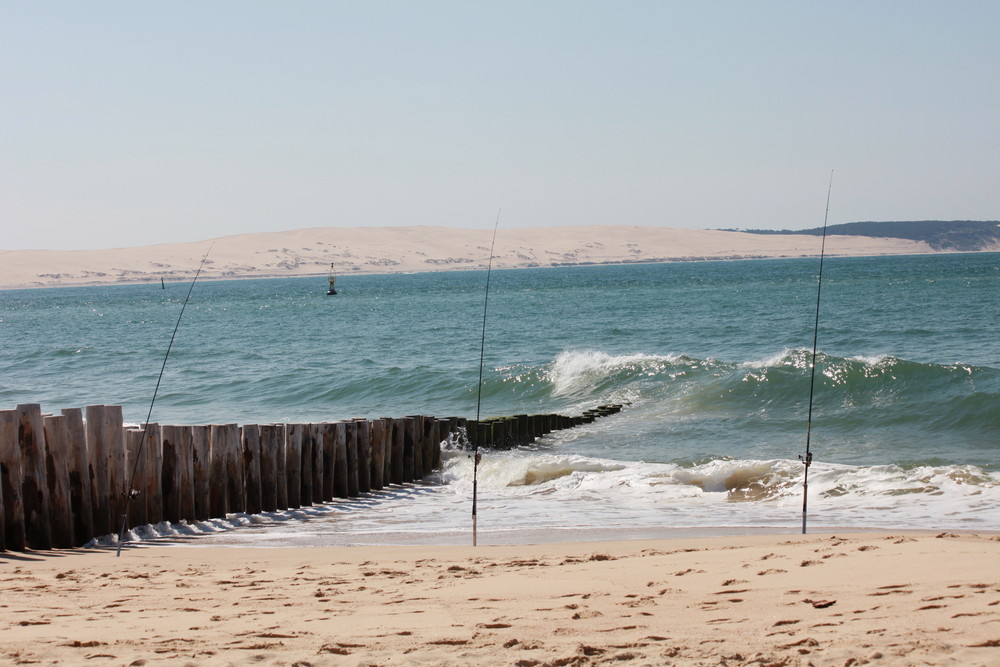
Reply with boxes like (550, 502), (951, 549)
(96, 445), (999, 549)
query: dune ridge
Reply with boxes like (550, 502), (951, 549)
(0, 225), (938, 290)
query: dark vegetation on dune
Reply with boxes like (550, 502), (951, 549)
(719, 221), (1000, 252)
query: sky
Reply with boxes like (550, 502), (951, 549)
(2, 1), (999, 250)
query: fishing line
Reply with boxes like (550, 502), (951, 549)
(472, 209), (501, 547)
(801, 173), (833, 534)
(116, 243), (214, 556)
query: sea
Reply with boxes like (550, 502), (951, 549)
(1, 252), (998, 546)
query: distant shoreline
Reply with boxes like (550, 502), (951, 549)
(0, 224), (968, 290)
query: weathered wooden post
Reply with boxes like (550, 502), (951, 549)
(173, 425), (194, 522)
(425, 418), (441, 472)
(105, 406), (126, 538)
(1, 409), (26, 551)
(191, 425), (211, 521)
(284, 423), (303, 509)
(259, 424), (280, 512)
(429, 417), (442, 471)
(0, 439), (3, 551)
(209, 425), (227, 517)
(60, 408), (92, 546)
(41, 414), (73, 549)
(369, 418), (386, 490)
(297, 424), (314, 507)
(381, 417), (395, 486)
(223, 423), (244, 514)
(142, 423), (163, 527)
(333, 421), (348, 498)
(242, 424), (263, 515)
(344, 420), (359, 496)
(274, 425), (288, 510)
(402, 416), (417, 482)
(419, 416), (434, 476)
(296, 424), (316, 505)
(18, 404), (52, 550)
(319, 422), (336, 501)
(310, 424), (324, 504)
(476, 421), (491, 452)
(354, 419), (371, 493)
(207, 423), (242, 516)
(125, 428), (150, 528)
(390, 418), (405, 485)
(160, 425), (183, 523)
(407, 416), (424, 480)
(84, 405), (110, 537)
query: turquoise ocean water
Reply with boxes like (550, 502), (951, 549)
(2, 253), (998, 544)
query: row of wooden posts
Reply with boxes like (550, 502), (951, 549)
(1, 402), (625, 552)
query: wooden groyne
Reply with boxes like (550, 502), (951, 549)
(0, 403), (624, 552)
(464, 404), (626, 450)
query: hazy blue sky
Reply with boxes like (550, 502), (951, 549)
(3, 1), (998, 250)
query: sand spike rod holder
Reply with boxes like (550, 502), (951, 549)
(801, 173), (833, 535)
(472, 210), (501, 547)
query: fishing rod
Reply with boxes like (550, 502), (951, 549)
(472, 209), (501, 547)
(116, 244), (214, 556)
(801, 173), (833, 535)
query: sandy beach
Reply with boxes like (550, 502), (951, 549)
(0, 225), (938, 290)
(2, 532), (997, 666)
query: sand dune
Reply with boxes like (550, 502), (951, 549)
(2, 532), (998, 665)
(0, 226), (936, 290)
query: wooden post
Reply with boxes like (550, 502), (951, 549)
(425, 418), (440, 473)
(259, 424), (280, 512)
(60, 408), (93, 546)
(85, 405), (110, 537)
(125, 429), (149, 528)
(41, 414), (74, 549)
(191, 425), (211, 521)
(516, 414), (529, 446)
(426, 417), (439, 472)
(275, 425), (288, 510)
(160, 425), (183, 524)
(0, 427), (3, 550)
(209, 425), (227, 517)
(142, 423), (163, 527)
(402, 417), (416, 482)
(222, 424), (244, 515)
(284, 423), (303, 509)
(1, 409), (26, 551)
(18, 404), (52, 550)
(380, 417), (394, 487)
(354, 419), (371, 493)
(242, 424), (263, 515)
(104, 405), (126, 539)
(297, 424), (313, 507)
(390, 418), (405, 485)
(408, 416), (425, 479)
(310, 424), (324, 504)
(344, 420), (359, 496)
(369, 418), (386, 490)
(333, 422), (348, 498)
(174, 425), (195, 523)
(320, 422), (336, 501)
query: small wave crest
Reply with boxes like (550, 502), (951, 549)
(546, 350), (688, 396)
